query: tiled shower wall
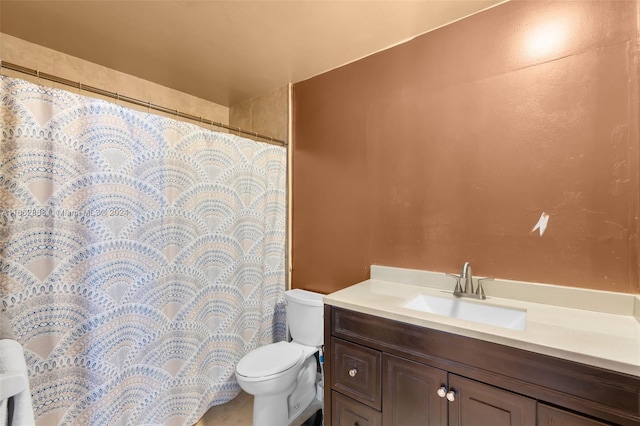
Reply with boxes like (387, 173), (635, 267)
(0, 34), (290, 144)
(229, 85), (289, 144)
(0, 33), (229, 125)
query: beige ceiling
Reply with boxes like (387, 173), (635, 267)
(0, 0), (505, 107)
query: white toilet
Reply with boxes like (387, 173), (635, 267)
(235, 289), (324, 426)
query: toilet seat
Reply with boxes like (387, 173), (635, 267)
(236, 342), (304, 379)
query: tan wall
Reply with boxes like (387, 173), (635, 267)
(229, 85), (289, 143)
(292, 0), (640, 294)
(0, 33), (229, 125)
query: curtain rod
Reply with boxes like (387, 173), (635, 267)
(0, 60), (287, 147)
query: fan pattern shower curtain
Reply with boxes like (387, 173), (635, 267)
(0, 76), (287, 425)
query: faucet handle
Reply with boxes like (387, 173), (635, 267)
(446, 273), (463, 294)
(475, 277), (494, 299)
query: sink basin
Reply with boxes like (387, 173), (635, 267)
(402, 294), (527, 331)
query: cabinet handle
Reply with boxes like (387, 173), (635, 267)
(436, 386), (447, 398)
(348, 368), (358, 377)
(446, 390), (456, 402)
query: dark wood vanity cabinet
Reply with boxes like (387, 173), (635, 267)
(336, 349), (536, 426)
(324, 305), (640, 426)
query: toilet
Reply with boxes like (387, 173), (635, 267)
(235, 289), (324, 426)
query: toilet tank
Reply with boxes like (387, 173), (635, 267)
(285, 289), (324, 347)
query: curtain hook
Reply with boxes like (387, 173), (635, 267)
(199, 116), (211, 134)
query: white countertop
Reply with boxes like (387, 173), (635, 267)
(323, 265), (640, 377)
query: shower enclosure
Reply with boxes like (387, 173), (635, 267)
(0, 75), (287, 425)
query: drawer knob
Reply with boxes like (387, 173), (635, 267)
(446, 390), (456, 402)
(348, 368), (358, 377)
(436, 386), (447, 398)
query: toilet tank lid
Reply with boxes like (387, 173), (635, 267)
(285, 289), (324, 307)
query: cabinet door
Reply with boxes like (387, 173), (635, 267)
(538, 404), (612, 426)
(382, 353), (447, 426)
(448, 374), (536, 426)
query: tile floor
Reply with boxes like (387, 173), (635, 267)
(195, 391), (323, 426)
(196, 391), (254, 425)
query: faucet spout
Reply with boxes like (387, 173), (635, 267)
(451, 261), (487, 300)
(461, 261), (473, 294)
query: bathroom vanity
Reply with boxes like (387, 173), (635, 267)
(322, 266), (640, 426)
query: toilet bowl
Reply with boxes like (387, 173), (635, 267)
(236, 341), (316, 395)
(235, 289), (324, 426)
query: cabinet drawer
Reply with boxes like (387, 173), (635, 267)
(332, 391), (382, 426)
(332, 337), (381, 410)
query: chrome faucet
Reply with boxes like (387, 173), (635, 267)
(461, 262), (473, 294)
(449, 262), (488, 300)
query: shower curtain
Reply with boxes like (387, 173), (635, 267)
(0, 75), (287, 425)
